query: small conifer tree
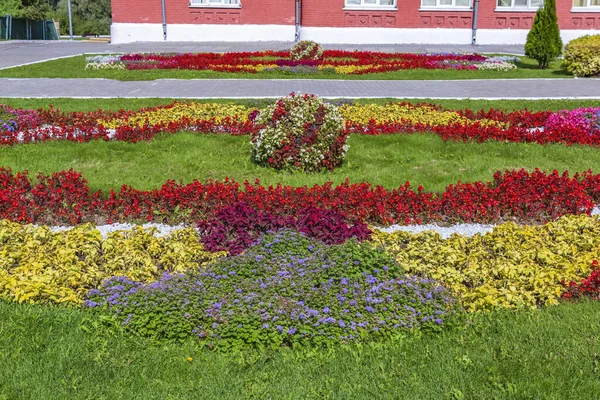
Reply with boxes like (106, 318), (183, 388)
(525, 0), (563, 69)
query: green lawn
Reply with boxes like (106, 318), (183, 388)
(2, 133), (600, 193)
(0, 54), (571, 80)
(0, 299), (598, 399)
(2, 97), (599, 113)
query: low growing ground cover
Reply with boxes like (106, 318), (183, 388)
(1, 96), (600, 397)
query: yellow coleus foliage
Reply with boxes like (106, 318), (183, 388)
(98, 102), (254, 129)
(370, 215), (600, 312)
(0, 221), (225, 305)
(318, 65), (375, 74)
(339, 103), (502, 128)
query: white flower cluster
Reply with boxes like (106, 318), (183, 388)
(85, 55), (125, 70)
(476, 61), (517, 71)
(251, 93), (347, 172)
(289, 40), (324, 61)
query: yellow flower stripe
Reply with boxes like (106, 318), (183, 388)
(370, 215), (600, 312)
(0, 221), (225, 305)
(98, 102), (255, 129)
(98, 102), (504, 130)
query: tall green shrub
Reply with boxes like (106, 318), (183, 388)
(524, 0), (563, 69)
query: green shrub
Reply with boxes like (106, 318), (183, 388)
(524, 0), (562, 69)
(564, 34), (600, 77)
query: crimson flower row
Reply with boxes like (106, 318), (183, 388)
(1, 168), (598, 226)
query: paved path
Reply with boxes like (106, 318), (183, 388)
(1, 77), (599, 99)
(0, 40), (525, 69)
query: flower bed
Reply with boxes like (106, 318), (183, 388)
(0, 168), (598, 227)
(2, 101), (599, 147)
(85, 51), (516, 75)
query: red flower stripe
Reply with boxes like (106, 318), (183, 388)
(0, 168), (597, 226)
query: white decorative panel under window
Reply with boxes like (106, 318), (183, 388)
(421, 0), (471, 7)
(345, 0), (397, 7)
(496, 0), (543, 8)
(190, 0), (240, 6)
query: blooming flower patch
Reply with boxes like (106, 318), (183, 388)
(0, 168), (598, 227)
(84, 50), (512, 75)
(3, 101), (600, 147)
(84, 230), (457, 349)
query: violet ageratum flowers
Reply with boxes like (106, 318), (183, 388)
(85, 230), (457, 350)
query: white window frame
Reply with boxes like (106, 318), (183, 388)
(495, 0), (543, 11)
(572, 0), (600, 11)
(344, 0), (398, 11)
(189, 0), (241, 8)
(420, 0), (472, 11)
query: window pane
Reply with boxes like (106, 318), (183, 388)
(514, 0), (528, 6)
(364, 0), (377, 4)
(456, 0), (470, 5)
(572, 0), (585, 5)
(529, 0), (543, 6)
(591, 0), (600, 5)
(440, 0), (453, 5)
(379, 0), (395, 5)
(497, 0), (512, 6)
(346, 0), (361, 4)
(422, 0), (437, 5)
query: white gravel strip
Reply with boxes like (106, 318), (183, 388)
(43, 206), (600, 240)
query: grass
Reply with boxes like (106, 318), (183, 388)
(2, 132), (600, 193)
(1, 97), (599, 113)
(0, 299), (598, 399)
(0, 54), (571, 80)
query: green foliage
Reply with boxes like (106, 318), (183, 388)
(524, 0), (563, 69)
(563, 34), (600, 77)
(54, 0), (110, 35)
(0, 0), (51, 20)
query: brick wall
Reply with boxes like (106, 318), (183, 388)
(112, 0), (600, 30)
(113, 0), (296, 25)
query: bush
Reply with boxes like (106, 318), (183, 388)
(290, 40), (323, 61)
(371, 214), (600, 312)
(564, 34), (600, 77)
(251, 93), (348, 172)
(524, 0), (562, 69)
(85, 230), (457, 349)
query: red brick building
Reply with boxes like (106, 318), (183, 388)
(111, 0), (600, 44)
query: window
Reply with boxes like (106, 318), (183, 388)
(421, 0), (471, 8)
(573, 0), (600, 8)
(344, 0), (397, 9)
(496, 0), (543, 9)
(189, 0), (240, 7)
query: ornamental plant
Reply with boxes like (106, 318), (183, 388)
(561, 260), (600, 301)
(289, 40), (324, 61)
(197, 202), (371, 255)
(524, 0), (563, 69)
(563, 34), (600, 77)
(251, 93), (348, 172)
(85, 230), (456, 349)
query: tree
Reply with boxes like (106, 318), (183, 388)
(0, 0), (52, 20)
(524, 0), (563, 69)
(55, 0), (111, 35)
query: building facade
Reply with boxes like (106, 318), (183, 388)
(111, 0), (600, 44)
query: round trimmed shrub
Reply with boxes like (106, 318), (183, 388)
(251, 93), (348, 172)
(564, 34), (600, 77)
(290, 40), (323, 61)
